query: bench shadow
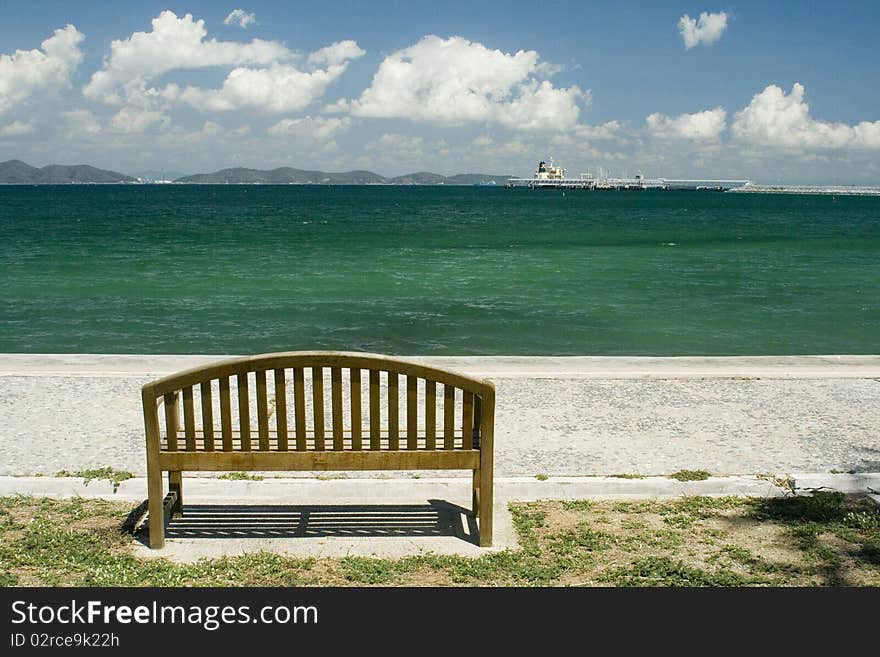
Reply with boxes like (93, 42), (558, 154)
(135, 499), (479, 546)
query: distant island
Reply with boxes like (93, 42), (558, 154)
(0, 160), (136, 184)
(0, 160), (511, 186)
(172, 167), (512, 185)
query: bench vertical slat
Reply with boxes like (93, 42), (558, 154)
(462, 391), (474, 451)
(293, 368), (306, 451)
(388, 372), (399, 450)
(164, 392), (179, 451)
(443, 384), (455, 450)
(331, 367), (343, 450)
(406, 375), (418, 450)
(425, 381), (436, 449)
(256, 370), (270, 451)
(312, 366), (325, 451)
(237, 373), (251, 451)
(351, 368), (362, 451)
(219, 377), (233, 451)
(200, 382), (214, 451)
(473, 395), (482, 450)
(274, 368), (288, 451)
(182, 386), (196, 451)
(369, 370), (380, 450)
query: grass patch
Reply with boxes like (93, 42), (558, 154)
(535, 474), (549, 481)
(600, 556), (761, 587)
(1, 492), (877, 587)
(609, 473), (645, 479)
(54, 468), (134, 493)
(217, 472), (265, 481)
(669, 470), (711, 482)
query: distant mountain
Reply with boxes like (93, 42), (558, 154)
(176, 166), (513, 185)
(175, 167), (387, 185)
(388, 171), (449, 185)
(0, 159), (512, 185)
(0, 160), (136, 184)
(0, 160), (36, 183)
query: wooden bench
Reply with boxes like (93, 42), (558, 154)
(142, 351), (495, 548)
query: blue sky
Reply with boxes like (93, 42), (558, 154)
(1, 1), (878, 183)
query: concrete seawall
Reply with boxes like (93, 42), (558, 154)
(1, 354), (878, 478)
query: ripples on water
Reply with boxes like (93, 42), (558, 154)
(0, 185), (878, 355)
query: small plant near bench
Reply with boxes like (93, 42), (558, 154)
(54, 467), (134, 493)
(217, 472), (264, 481)
(669, 470), (711, 482)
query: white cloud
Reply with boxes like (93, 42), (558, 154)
(268, 115), (351, 141)
(678, 12), (728, 49)
(307, 40), (366, 67)
(84, 12), (362, 121)
(366, 133), (424, 154)
(109, 107), (170, 133)
(174, 58), (360, 113)
(0, 25), (84, 113)
(574, 121), (621, 140)
(732, 83), (880, 150)
(472, 135), (493, 147)
(494, 140), (533, 156)
(224, 9), (256, 29)
(63, 109), (102, 136)
(0, 120), (34, 136)
(322, 98), (351, 114)
(646, 107), (726, 141)
(84, 11), (291, 104)
(350, 35), (585, 131)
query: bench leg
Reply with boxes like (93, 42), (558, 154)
(472, 468), (480, 517)
(147, 464), (165, 549)
(479, 462), (493, 547)
(168, 471), (183, 518)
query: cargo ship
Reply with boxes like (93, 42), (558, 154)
(506, 159), (750, 191)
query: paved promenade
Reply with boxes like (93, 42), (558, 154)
(1, 354), (878, 478)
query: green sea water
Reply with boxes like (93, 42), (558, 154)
(0, 185), (878, 355)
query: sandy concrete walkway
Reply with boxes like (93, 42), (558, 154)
(1, 354), (878, 478)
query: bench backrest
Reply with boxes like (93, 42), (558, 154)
(142, 351), (495, 455)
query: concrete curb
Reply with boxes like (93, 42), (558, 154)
(2, 354), (880, 379)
